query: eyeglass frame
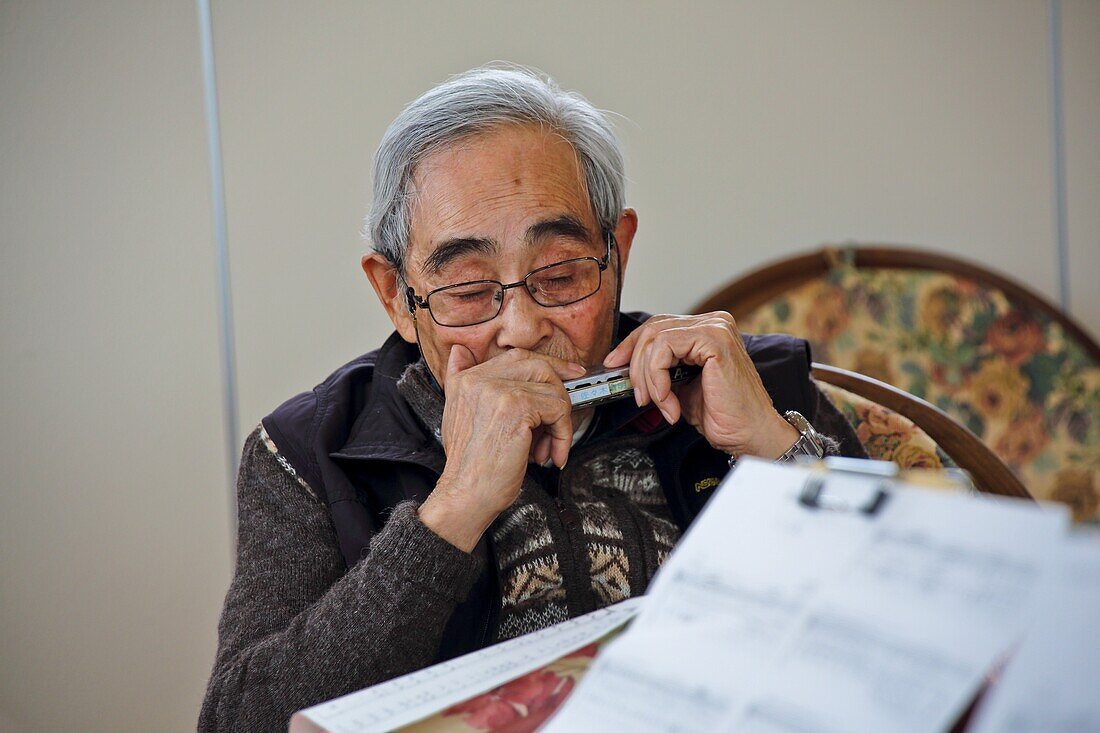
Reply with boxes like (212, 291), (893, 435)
(405, 231), (616, 328)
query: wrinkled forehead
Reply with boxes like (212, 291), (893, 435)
(406, 125), (597, 262)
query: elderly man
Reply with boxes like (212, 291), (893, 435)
(200, 67), (864, 731)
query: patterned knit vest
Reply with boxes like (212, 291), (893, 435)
(396, 360), (681, 642)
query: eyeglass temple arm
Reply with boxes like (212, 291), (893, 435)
(601, 230), (617, 267)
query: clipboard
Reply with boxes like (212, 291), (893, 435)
(795, 455), (975, 516)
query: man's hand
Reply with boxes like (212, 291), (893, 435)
(418, 346), (585, 552)
(602, 312), (799, 460)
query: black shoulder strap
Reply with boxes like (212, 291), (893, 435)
(262, 388), (328, 502)
(262, 350), (378, 501)
(261, 351), (381, 566)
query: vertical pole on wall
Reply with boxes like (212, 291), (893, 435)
(1047, 0), (1071, 311)
(197, 0), (241, 529)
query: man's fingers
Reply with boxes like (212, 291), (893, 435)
(447, 343), (479, 377)
(603, 328), (640, 368)
(648, 329), (699, 401)
(658, 391), (682, 424)
(521, 384), (573, 469)
(545, 409), (573, 469)
(604, 313), (684, 369)
(531, 429), (553, 466)
(649, 342), (676, 404)
(638, 327), (712, 424)
(629, 329), (653, 407)
(629, 323), (681, 408)
(641, 339), (682, 423)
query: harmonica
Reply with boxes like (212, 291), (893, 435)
(564, 364), (702, 410)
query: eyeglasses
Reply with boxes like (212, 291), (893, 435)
(406, 234), (614, 328)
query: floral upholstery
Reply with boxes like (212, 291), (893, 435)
(737, 248), (1099, 522)
(815, 380), (958, 473)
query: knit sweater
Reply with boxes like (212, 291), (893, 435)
(199, 371), (863, 732)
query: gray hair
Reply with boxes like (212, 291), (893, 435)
(366, 65), (625, 276)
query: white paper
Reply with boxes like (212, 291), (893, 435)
(289, 596), (641, 733)
(545, 460), (886, 732)
(545, 459), (1068, 733)
(968, 532), (1100, 733)
(726, 486), (1067, 733)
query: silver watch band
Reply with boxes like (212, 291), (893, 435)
(775, 411), (825, 463)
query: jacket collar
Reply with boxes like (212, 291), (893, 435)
(329, 330), (442, 467)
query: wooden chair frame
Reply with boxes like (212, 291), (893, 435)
(812, 363), (1031, 500)
(694, 244), (1100, 362)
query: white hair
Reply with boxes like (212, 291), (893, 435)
(366, 65), (625, 276)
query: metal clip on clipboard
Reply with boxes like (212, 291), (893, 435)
(796, 457), (897, 516)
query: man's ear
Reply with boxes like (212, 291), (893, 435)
(612, 208), (638, 282)
(362, 253), (418, 343)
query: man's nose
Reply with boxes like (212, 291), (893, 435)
(494, 283), (554, 352)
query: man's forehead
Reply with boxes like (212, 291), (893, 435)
(407, 126), (595, 253)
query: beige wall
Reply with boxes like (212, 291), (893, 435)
(1, 1), (1096, 731)
(0, 2), (231, 731)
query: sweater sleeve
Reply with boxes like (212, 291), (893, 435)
(199, 427), (484, 733)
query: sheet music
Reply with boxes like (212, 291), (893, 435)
(289, 597), (641, 733)
(545, 459), (1068, 733)
(968, 531), (1100, 733)
(726, 486), (1067, 733)
(544, 460), (888, 732)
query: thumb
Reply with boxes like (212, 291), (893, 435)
(447, 343), (478, 376)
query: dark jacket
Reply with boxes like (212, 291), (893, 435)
(261, 312), (838, 661)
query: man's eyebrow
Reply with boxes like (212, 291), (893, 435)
(524, 215), (594, 246)
(421, 236), (499, 276)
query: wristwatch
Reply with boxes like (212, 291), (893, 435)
(774, 411), (826, 463)
(727, 410), (827, 467)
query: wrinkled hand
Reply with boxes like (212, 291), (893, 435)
(419, 346), (585, 551)
(603, 312), (798, 459)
